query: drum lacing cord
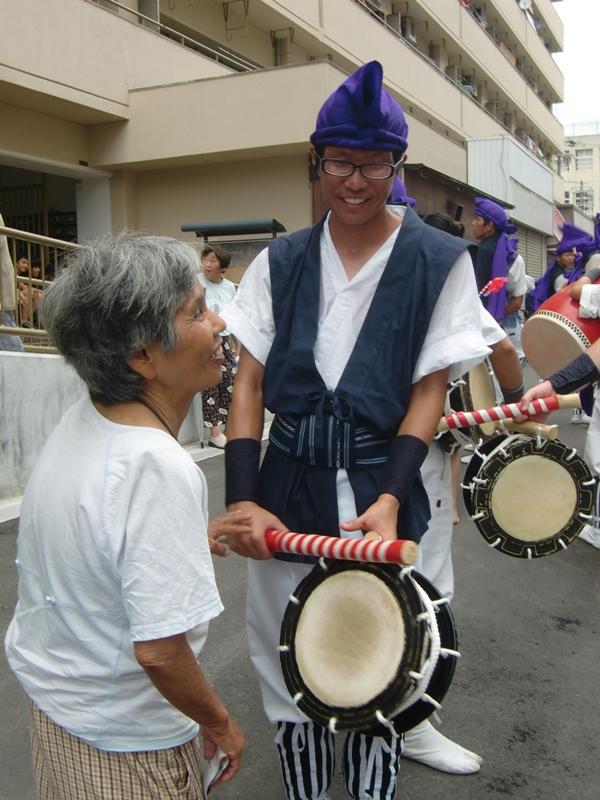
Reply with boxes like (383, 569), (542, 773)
(398, 565), (414, 582)
(448, 379), (467, 390)
(288, 594), (300, 605)
(391, 582), (441, 718)
(583, 478), (597, 487)
(489, 537), (502, 548)
(566, 448), (577, 461)
(470, 477), (488, 487)
(471, 511), (486, 521)
(318, 557), (328, 571)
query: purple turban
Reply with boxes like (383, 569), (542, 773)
(310, 61), (409, 153)
(474, 198), (518, 319)
(507, 237), (520, 264)
(388, 177), (416, 208)
(529, 222), (597, 311)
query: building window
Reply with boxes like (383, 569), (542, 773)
(573, 189), (594, 214)
(564, 191), (570, 203)
(575, 149), (593, 170)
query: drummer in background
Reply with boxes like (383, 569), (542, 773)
(521, 266), (600, 550)
(419, 212), (524, 598)
(221, 62), (491, 800)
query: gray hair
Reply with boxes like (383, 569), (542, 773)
(40, 233), (200, 405)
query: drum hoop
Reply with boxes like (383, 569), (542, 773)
(530, 310), (591, 350)
(469, 437), (594, 558)
(279, 561), (427, 732)
(357, 572), (458, 737)
(460, 431), (508, 515)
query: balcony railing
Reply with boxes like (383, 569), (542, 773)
(0, 227), (82, 353)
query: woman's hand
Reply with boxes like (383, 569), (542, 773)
(201, 717), (245, 785)
(225, 501), (288, 559)
(207, 510), (253, 557)
(338, 493), (400, 542)
(519, 380), (556, 424)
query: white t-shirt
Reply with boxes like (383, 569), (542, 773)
(222, 208), (490, 386)
(4, 397), (223, 751)
(506, 253), (527, 299)
(579, 283), (600, 318)
(198, 273), (236, 335)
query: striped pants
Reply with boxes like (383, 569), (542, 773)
(275, 721), (403, 800)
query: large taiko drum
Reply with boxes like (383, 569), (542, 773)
(521, 285), (600, 378)
(279, 561), (459, 736)
(435, 359), (497, 453)
(462, 433), (595, 558)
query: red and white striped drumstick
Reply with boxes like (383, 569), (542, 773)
(436, 393), (581, 433)
(265, 529), (418, 566)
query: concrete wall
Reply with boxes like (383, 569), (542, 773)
(0, 352), (203, 504)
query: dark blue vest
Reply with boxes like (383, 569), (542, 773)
(258, 207), (469, 560)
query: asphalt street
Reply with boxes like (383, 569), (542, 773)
(1, 395), (599, 799)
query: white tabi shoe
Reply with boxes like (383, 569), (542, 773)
(579, 524), (600, 550)
(208, 432), (227, 449)
(402, 720), (483, 774)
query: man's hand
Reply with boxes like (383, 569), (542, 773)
(207, 511), (253, 558)
(201, 717), (245, 786)
(226, 501), (288, 559)
(519, 380), (555, 424)
(338, 493), (400, 542)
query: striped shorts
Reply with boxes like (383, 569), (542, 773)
(26, 697), (205, 800)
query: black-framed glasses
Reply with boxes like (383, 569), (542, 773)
(316, 155), (401, 180)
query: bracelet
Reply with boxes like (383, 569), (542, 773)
(225, 438), (261, 506)
(379, 435), (430, 505)
(548, 352), (600, 395)
(585, 266), (600, 284)
(502, 380), (525, 405)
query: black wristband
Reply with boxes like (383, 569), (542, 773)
(379, 434), (430, 505)
(548, 352), (600, 395)
(502, 380), (525, 405)
(225, 438), (261, 506)
(585, 266), (600, 284)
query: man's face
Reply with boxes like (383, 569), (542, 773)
(556, 248), (576, 269)
(471, 215), (494, 241)
(16, 257), (29, 276)
(312, 145), (399, 227)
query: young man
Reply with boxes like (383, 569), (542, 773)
(222, 62), (489, 799)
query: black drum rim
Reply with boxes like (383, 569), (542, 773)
(360, 571), (458, 736)
(279, 561), (426, 732)
(469, 436), (595, 558)
(461, 433), (508, 515)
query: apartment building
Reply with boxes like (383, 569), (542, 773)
(1, 0), (566, 274)
(559, 122), (600, 220)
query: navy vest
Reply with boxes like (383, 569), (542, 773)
(258, 207), (470, 557)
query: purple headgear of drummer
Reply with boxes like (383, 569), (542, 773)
(310, 61), (409, 153)
(388, 176), (416, 208)
(474, 197), (518, 320)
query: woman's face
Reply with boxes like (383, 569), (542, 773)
(202, 251), (225, 284)
(31, 264), (41, 279)
(147, 281), (226, 397)
(16, 258), (29, 276)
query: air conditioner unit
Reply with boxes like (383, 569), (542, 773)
(402, 16), (417, 43)
(386, 13), (401, 34)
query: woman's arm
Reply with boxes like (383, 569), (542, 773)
(134, 633), (244, 785)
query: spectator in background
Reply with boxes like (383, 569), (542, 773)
(198, 244), (237, 449)
(0, 213), (24, 351)
(15, 253), (29, 276)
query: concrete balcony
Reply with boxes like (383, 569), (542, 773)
(0, 0), (232, 125)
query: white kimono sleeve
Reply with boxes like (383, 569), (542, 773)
(579, 283), (600, 319)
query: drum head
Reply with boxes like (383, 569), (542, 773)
(280, 561), (425, 732)
(361, 572), (458, 736)
(522, 314), (589, 378)
(469, 437), (594, 557)
(463, 361), (497, 437)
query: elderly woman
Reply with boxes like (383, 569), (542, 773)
(4, 234), (246, 799)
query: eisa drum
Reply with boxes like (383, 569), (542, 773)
(521, 285), (600, 378)
(278, 560), (459, 736)
(436, 360), (497, 454)
(462, 433), (595, 558)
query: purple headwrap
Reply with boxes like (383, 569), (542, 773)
(310, 61), (409, 153)
(528, 222), (596, 311)
(595, 214), (600, 252)
(506, 237), (519, 265)
(388, 177), (416, 208)
(474, 198), (518, 319)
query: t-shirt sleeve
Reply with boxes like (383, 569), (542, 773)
(220, 248), (275, 365)
(413, 250), (491, 384)
(117, 446), (223, 641)
(480, 305), (507, 347)
(506, 255), (527, 297)
(579, 283), (600, 319)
